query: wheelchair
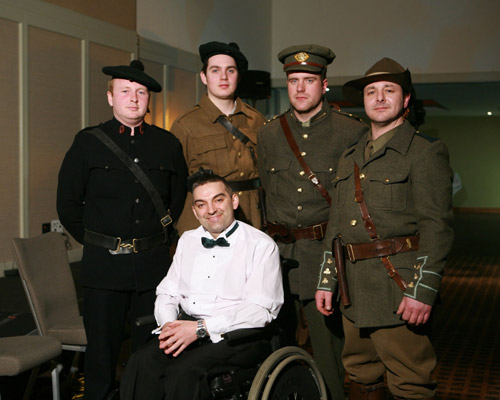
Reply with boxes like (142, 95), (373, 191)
(134, 316), (328, 400)
(204, 328), (327, 400)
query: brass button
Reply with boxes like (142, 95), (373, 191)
(232, 135), (237, 140)
(301, 151), (306, 156)
(299, 171), (305, 176)
(303, 134), (308, 139)
(237, 151), (242, 157)
(239, 172), (245, 177)
(271, 167), (275, 172)
(360, 173), (366, 180)
(134, 158), (139, 163)
(297, 187), (303, 193)
(350, 219), (357, 226)
(385, 178), (390, 183)
(238, 191), (243, 196)
(297, 205), (303, 211)
(329, 168), (333, 172)
(297, 224), (302, 228)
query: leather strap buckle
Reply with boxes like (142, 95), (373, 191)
(161, 214), (173, 227)
(308, 173), (319, 186)
(346, 243), (356, 262)
(312, 224), (324, 240)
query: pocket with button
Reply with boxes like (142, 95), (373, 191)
(367, 166), (409, 211)
(192, 133), (236, 177)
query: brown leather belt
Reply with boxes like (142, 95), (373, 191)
(266, 221), (328, 243)
(344, 235), (419, 262)
(227, 178), (260, 192)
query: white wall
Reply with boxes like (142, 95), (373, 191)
(271, 0), (500, 84)
(137, 0), (272, 71)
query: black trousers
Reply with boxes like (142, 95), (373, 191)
(120, 335), (272, 400)
(82, 287), (156, 400)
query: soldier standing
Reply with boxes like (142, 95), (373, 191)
(171, 41), (265, 234)
(316, 58), (454, 400)
(258, 44), (368, 399)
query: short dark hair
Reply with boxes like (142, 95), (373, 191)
(188, 168), (233, 196)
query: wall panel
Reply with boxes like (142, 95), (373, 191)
(166, 67), (198, 130)
(0, 18), (20, 264)
(28, 26), (81, 237)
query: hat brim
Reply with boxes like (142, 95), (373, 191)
(342, 70), (412, 106)
(102, 66), (162, 92)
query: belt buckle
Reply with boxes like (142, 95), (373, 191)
(114, 237), (122, 252)
(312, 224), (324, 240)
(132, 238), (139, 253)
(346, 244), (356, 262)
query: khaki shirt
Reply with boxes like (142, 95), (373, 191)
(318, 121), (454, 327)
(258, 101), (368, 299)
(171, 95), (265, 234)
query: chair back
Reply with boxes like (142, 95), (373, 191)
(11, 232), (86, 347)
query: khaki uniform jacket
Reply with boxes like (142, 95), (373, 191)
(172, 94), (265, 234)
(258, 101), (368, 299)
(318, 121), (454, 327)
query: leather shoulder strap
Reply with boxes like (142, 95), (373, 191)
(216, 116), (256, 164)
(279, 115), (331, 206)
(87, 128), (172, 229)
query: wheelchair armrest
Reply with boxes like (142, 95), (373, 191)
(222, 328), (268, 344)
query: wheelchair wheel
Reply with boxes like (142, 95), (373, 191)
(247, 346), (327, 400)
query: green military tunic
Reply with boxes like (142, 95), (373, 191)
(258, 100), (368, 299)
(172, 94), (265, 234)
(318, 120), (454, 327)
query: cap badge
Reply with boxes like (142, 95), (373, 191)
(294, 52), (309, 62)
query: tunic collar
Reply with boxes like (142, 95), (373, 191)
(199, 94), (252, 123)
(287, 99), (331, 129)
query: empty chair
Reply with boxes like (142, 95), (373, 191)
(0, 335), (62, 400)
(11, 232), (87, 371)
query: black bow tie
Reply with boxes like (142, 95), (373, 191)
(201, 237), (230, 248)
(201, 222), (239, 249)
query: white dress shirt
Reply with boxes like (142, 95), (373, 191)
(154, 220), (284, 343)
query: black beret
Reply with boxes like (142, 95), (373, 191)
(199, 41), (248, 74)
(102, 60), (162, 92)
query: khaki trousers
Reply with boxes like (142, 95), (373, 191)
(342, 315), (437, 399)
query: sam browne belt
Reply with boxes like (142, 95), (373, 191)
(344, 235), (419, 262)
(266, 221), (328, 243)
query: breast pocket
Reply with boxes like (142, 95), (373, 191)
(332, 162), (353, 208)
(143, 160), (176, 198)
(264, 157), (292, 198)
(367, 167), (409, 211)
(87, 158), (128, 198)
(193, 134), (235, 177)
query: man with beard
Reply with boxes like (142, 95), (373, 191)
(257, 44), (368, 399)
(316, 58), (454, 399)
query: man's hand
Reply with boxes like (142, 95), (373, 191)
(397, 296), (432, 326)
(158, 320), (198, 357)
(315, 290), (334, 316)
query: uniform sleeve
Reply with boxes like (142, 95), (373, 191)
(317, 201), (339, 292)
(56, 134), (87, 243)
(170, 119), (189, 169)
(404, 140), (454, 305)
(168, 137), (188, 222)
(256, 126), (269, 192)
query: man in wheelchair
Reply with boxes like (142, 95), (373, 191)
(120, 171), (284, 399)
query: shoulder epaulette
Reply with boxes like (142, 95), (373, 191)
(331, 108), (366, 124)
(415, 131), (439, 143)
(264, 109), (289, 125)
(173, 104), (201, 122)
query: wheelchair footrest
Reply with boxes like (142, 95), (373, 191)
(210, 366), (260, 400)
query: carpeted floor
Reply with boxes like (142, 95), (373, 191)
(1, 212), (499, 399)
